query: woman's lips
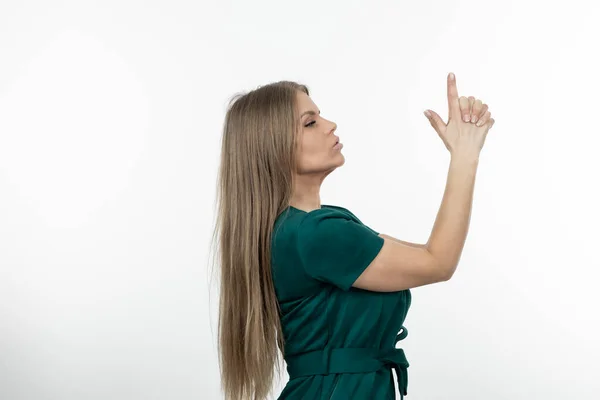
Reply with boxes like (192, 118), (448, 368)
(333, 142), (343, 150)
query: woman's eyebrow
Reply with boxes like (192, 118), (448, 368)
(300, 110), (321, 118)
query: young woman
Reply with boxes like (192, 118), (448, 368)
(214, 73), (495, 399)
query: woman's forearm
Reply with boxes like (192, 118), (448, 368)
(426, 155), (480, 278)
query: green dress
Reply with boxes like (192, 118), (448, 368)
(271, 204), (412, 399)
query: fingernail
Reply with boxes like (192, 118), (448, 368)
(463, 115), (469, 122)
(471, 115), (477, 123)
(476, 120), (483, 127)
(424, 110), (431, 117)
(449, 73), (455, 80)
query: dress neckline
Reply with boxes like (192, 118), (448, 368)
(289, 204), (332, 213)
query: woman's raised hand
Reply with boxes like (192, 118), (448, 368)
(423, 72), (495, 159)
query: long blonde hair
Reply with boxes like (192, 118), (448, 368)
(210, 81), (310, 399)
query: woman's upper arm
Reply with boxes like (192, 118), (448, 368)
(352, 236), (449, 292)
(378, 233), (427, 249)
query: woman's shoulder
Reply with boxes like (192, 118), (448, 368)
(296, 204), (357, 226)
(273, 205), (348, 241)
(322, 204), (353, 216)
(273, 204), (362, 234)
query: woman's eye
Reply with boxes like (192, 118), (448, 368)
(305, 121), (316, 128)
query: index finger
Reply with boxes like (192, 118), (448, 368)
(447, 72), (460, 121)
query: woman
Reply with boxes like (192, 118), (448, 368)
(214, 73), (495, 399)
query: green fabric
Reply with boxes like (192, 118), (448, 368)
(271, 205), (412, 399)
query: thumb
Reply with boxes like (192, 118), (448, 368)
(423, 109), (445, 133)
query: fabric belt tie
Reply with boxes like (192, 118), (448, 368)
(285, 325), (409, 399)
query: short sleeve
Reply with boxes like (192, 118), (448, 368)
(364, 226), (379, 235)
(296, 209), (385, 291)
(327, 205), (379, 235)
(350, 213), (379, 235)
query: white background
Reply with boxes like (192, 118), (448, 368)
(0, 1), (598, 399)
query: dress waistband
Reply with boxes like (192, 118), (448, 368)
(285, 326), (409, 399)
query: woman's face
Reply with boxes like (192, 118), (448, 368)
(295, 91), (344, 175)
